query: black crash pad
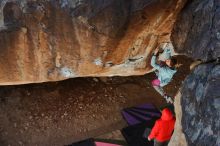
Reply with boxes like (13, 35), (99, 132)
(121, 121), (156, 146)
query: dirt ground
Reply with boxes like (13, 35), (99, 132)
(0, 56), (192, 146)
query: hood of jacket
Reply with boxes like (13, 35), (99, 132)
(161, 108), (173, 121)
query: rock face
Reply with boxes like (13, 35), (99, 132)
(168, 91), (187, 146)
(172, 0), (220, 62)
(181, 63), (220, 146)
(170, 63), (220, 146)
(170, 0), (220, 145)
(0, 0), (185, 85)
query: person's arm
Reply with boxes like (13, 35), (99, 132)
(151, 48), (162, 70)
(151, 55), (161, 70)
(148, 121), (160, 140)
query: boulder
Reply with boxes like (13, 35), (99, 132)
(170, 0), (220, 145)
(170, 63), (220, 146)
(172, 0), (220, 62)
(0, 0), (185, 85)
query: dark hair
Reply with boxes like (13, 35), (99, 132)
(170, 57), (177, 67)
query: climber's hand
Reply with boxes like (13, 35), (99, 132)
(154, 48), (159, 55)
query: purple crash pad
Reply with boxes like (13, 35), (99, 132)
(121, 103), (161, 125)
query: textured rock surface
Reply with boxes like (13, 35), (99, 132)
(172, 0), (220, 61)
(174, 64), (220, 146)
(169, 91), (187, 146)
(0, 60), (192, 146)
(0, 0), (185, 85)
(170, 1), (220, 145)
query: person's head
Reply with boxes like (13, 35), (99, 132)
(165, 57), (177, 68)
(161, 108), (173, 120)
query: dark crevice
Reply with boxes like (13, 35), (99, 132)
(3, 2), (23, 27)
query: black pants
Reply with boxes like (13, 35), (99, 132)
(154, 139), (169, 146)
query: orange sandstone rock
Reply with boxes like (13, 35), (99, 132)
(0, 0), (186, 85)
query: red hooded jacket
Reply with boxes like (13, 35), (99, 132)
(148, 108), (175, 142)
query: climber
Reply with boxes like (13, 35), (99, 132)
(158, 43), (173, 62)
(148, 108), (175, 146)
(151, 47), (177, 104)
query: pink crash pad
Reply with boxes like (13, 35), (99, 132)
(95, 142), (121, 146)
